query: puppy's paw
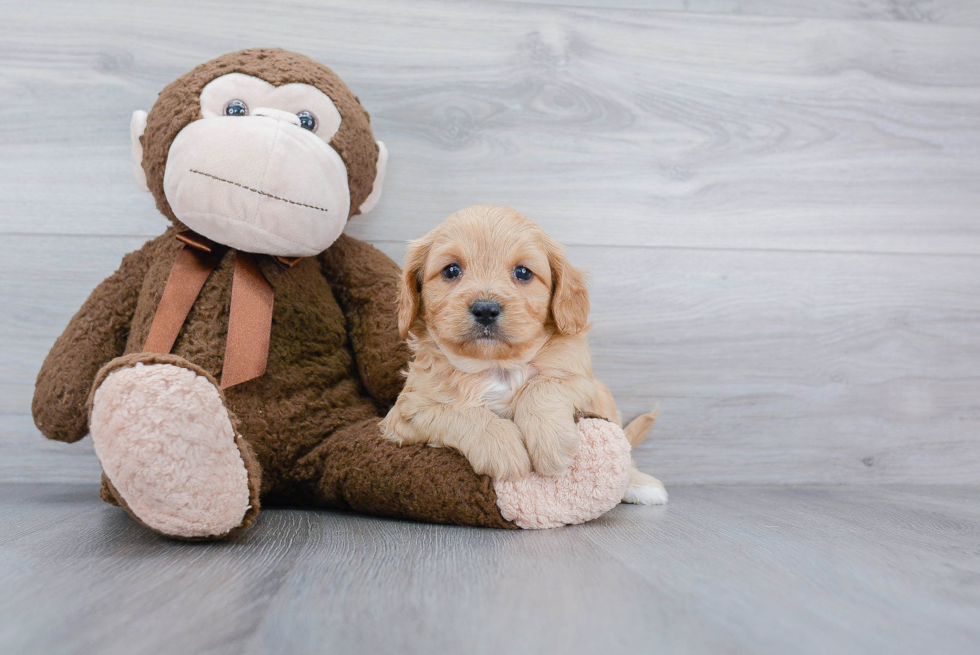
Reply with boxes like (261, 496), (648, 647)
(467, 420), (532, 481)
(379, 409), (421, 445)
(379, 422), (405, 445)
(623, 468), (668, 505)
(521, 415), (581, 477)
(379, 424), (400, 444)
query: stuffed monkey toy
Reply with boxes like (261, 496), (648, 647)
(32, 49), (633, 540)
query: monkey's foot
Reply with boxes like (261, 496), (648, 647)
(90, 359), (257, 539)
(493, 418), (632, 529)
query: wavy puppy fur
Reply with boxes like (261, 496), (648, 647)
(382, 205), (666, 503)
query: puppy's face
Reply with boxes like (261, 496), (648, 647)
(399, 205), (589, 362)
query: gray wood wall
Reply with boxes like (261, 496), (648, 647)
(2, 0), (978, 485)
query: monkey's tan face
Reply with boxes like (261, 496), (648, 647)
(145, 73), (385, 257)
(418, 210), (556, 362)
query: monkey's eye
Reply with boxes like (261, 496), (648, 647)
(296, 110), (318, 132)
(514, 266), (533, 281)
(223, 99), (249, 117)
(443, 264), (462, 280)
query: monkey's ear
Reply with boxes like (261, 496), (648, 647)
(357, 140), (388, 215)
(397, 233), (431, 339)
(130, 110), (149, 192)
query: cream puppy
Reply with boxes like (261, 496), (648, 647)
(381, 204), (666, 505)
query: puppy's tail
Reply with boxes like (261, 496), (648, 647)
(623, 408), (658, 449)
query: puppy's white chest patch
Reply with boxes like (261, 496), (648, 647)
(478, 366), (532, 418)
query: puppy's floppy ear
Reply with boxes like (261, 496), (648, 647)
(398, 234), (432, 339)
(547, 238), (590, 335)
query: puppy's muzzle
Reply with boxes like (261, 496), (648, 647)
(470, 300), (501, 328)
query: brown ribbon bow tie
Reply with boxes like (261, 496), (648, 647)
(143, 231), (297, 388)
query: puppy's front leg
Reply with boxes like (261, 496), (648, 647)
(514, 378), (582, 476)
(383, 396), (531, 480)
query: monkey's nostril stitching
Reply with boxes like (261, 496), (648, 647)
(189, 169), (329, 212)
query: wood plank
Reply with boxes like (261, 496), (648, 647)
(3, 0), (979, 485)
(584, 485), (980, 655)
(498, 0), (980, 26)
(1, 483), (978, 654)
(0, 487), (311, 655)
(247, 510), (732, 653)
(4, 235), (979, 484)
(0, 415), (101, 484)
(0, 235), (147, 418)
(1, 0), (978, 255)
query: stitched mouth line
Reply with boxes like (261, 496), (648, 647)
(189, 169), (329, 213)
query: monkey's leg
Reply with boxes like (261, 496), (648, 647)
(89, 353), (261, 540)
(295, 417), (634, 529)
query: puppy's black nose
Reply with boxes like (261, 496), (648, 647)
(470, 300), (501, 327)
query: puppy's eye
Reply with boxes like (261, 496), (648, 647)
(443, 264), (462, 280)
(514, 266), (533, 281)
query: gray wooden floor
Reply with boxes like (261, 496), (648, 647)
(0, 483), (977, 655)
(3, 0), (980, 652)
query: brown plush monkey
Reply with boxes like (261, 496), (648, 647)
(32, 49), (633, 539)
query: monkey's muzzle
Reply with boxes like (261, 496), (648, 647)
(162, 113), (350, 257)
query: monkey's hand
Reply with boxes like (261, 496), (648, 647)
(33, 242), (154, 443)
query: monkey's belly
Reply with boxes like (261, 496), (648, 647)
(172, 308), (379, 468)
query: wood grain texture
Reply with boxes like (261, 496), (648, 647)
(2, 0), (980, 254)
(1, 483), (978, 654)
(2, 0), (979, 484)
(4, 235), (978, 484)
(503, 0), (980, 26)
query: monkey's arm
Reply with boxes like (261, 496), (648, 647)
(33, 247), (151, 443)
(318, 234), (410, 406)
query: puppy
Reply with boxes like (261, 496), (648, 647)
(381, 204), (667, 505)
